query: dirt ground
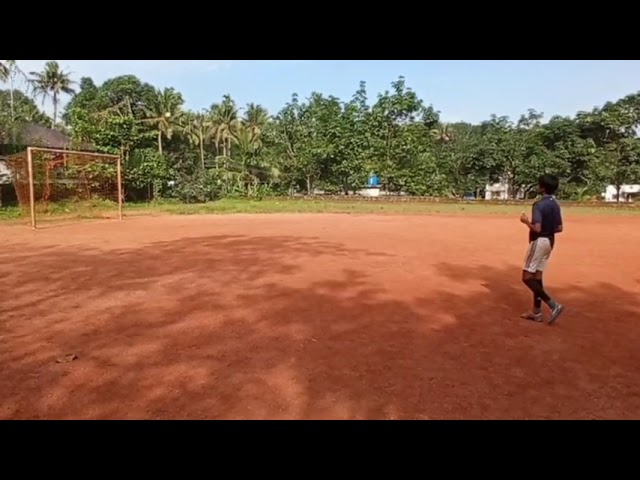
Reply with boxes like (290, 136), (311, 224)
(1, 213), (640, 420)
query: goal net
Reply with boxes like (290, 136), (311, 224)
(5, 147), (122, 227)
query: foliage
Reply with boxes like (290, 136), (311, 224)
(28, 61), (76, 128)
(4, 61), (640, 205)
(0, 89), (50, 127)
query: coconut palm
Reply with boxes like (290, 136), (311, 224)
(142, 87), (184, 155)
(180, 111), (211, 170)
(0, 61), (9, 81)
(29, 61), (76, 128)
(6, 61), (28, 122)
(1, 60), (29, 123)
(231, 123), (278, 195)
(209, 95), (239, 158)
(243, 103), (269, 137)
(430, 123), (455, 144)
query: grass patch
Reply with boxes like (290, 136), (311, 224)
(2, 198), (640, 225)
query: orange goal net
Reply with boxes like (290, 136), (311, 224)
(5, 147), (122, 228)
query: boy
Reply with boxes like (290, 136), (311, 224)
(519, 174), (565, 325)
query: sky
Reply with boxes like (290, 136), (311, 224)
(9, 60), (640, 123)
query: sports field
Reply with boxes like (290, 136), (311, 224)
(1, 209), (640, 419)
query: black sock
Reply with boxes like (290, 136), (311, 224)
(523, 277), (552, 306)
(534, 279), (543, 311)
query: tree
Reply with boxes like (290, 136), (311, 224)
(179, 111), (211, 170)
(331, 81), (372, 194)
(0, 60), (29, 123)
(368, 76), (428, 192)
(0, 61), (9, 80)
(142, 87), (184, 155)
(230, 123), (273, 195)
(64, 76), (157, 163)
(243, 103), (270, 137)
(576, 101), (640, 201)
(95, 75), (157, 120)
(273, 93), (307, 194)
(29, 61), (76, 128)
(209, 95), (239, 159)
(41, 69), (640, 204)
(0, 89), (50, 126)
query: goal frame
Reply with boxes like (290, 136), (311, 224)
(23, 146), (123, 229)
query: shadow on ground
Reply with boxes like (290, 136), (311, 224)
(1, 235), (639, 419)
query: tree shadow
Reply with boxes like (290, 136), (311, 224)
(0, 234), (391, 318)
(2, 238), (640, 420)
(433, 261), (640, 331)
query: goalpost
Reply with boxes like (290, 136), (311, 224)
(6, 147), (123, 229)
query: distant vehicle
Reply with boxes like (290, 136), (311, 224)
(462, 192), (476, 201)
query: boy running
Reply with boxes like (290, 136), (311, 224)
(519, 174), (565, 325)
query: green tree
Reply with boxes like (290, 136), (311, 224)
(0, 61), (9, 80)
(46, 69), (640, 204)
(332, 82), (372, 194)
(65, 75), (157, 159)
(243, 103), (270, 137)
(577, 101), (640, 200)
(29, 61), (76, 128)
(142, 87), (184, 155)
(230, 123), (274, 195)
(209, 95), (239, 159)
(0, 60), (29, 123)
(369, 76), (428, 192)
(179, 111), (211, 170)
(0, 89), (50, 126)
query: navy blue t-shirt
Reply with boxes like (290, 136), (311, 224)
(529, 195), (563, 247)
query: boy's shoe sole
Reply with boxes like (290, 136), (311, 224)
(548, 304), (565, 325)
(520, 312), (543, 323)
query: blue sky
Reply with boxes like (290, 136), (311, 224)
(12, 60), (640, 123)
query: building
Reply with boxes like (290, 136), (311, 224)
(0, 123), (93, 205)
(484, 181), (526, 200)
(602, 184), (640, 202)
(0, 159), (11, 184)
(0, 123), (92, 181)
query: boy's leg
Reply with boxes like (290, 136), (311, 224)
(534, 272), (544, 311)
(521, 270), (543, 322)
(521, 238), (565, 324)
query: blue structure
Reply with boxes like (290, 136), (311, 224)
(368, 174), (379, 187)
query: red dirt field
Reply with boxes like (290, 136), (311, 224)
(1, 213), (640, 420)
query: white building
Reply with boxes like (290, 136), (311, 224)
(484, 181), (526, 200)
(602, 184), (640, 202)
(0, 159), (11, 185)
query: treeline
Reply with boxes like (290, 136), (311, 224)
(2, 60), (640, 202)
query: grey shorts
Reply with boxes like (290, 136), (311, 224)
(523, 237), (552, 273)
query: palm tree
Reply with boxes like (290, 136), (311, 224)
(142, 87), (184, 155)
(243, 103), (269, 137)
(209, 95), (239, 159)
(231, 124), (259, 194)
(0, 61), (9, 81)
(231, 123), (278, 195)
(430, 123), (455, 144)
(1, 61), (29, 123)
(180, 111), (210, 170)
(29, 61), (76, 128)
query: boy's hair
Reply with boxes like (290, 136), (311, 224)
(538, 174), (560, 195)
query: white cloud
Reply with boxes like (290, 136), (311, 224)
(14, 60), (232, 84)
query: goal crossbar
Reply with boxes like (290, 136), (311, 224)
(28, 147), (120, 160)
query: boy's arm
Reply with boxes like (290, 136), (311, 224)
(555, 209), (563, 233)
(520, 204), (542, 233)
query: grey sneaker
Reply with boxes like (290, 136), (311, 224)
(520, 311), (543, 323)
(548, 304), (565, 325)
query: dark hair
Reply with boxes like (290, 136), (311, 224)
(538, 174), (559, 195)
